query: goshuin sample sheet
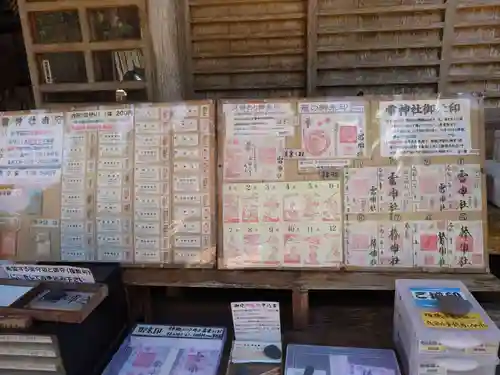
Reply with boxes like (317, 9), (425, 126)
(344, 98), (485, 269)
(102, 325), (226, 375)
(223, 181), (342, 268)
(221, 97), (486, 270)
(221, 99), (366, 268)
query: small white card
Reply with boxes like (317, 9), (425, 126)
(231, 301), (281, 342)
(231, 341), (282, 364)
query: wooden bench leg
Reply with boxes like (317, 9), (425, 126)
(292, 289), (309, 330)
(143, 286), (153, 323)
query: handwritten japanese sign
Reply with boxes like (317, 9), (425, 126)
(1, 264), (94, 283)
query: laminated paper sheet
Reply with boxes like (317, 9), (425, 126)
(219, 99), (369, 269)
(0, 111), (63, 261)
(219, 96), (487, 271)
(0, 101), (217, 267)
(60, 101), (216, 266)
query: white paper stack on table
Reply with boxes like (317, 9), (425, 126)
(102, 324), (226, 375)
(230, 302), (283, 366)
(394, 279), (500, 375)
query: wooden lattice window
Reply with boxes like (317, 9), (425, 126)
(18, 0), (153, 107)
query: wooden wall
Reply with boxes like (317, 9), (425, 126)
(174, 0), (500, 107)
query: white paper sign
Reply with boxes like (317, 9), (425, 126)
(1, 264), (94, 283)
(231, 301), (281, 342)
(379, 99), (472, 157)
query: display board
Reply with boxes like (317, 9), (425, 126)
(61, 101), (216, 265)
(0, 101), (216, 267)
(0, 110), (64, 262)
(219, 96), (487, 271)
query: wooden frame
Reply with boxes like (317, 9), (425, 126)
(0, 279), (108, 323)
(123, 267), (500, 330)
(17, 0), (153, 107)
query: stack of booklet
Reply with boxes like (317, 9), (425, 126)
(102, 324), (226, 375)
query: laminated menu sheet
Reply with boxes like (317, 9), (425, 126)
(62, 106), (134, 262)
(132, 102), (216, 265)
(0, 110), (64, 261)
(219, 96), (487, 271)
(59, 101), (216, 266)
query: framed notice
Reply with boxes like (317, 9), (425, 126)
(219, 95), (487, 271)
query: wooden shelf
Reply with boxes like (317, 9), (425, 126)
(123, 268), (500, 292)
(18, 0), (153, 107)
(40, 80), (146, 93)
(123, 267), (500, 329)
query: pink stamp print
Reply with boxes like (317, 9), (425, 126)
(339, 125), (357, 143)
(284, 234), (302, 265)
(241, 195), (258, 223)
(304, 129), (332, 157)
(260, 233), (281, 265)
(420, 234), (438, 252)
(133, 351), (156, 368)
(304, 235), (321, 265)
(455, 235), (473, 253)
(262, 196), (280, 222)
(224, 140), (246, 180)
(223, 195), (239, 223)
(283, 193), (304, 222)
(322, 194), (340, 221)
(350, 233), (371, 251)
(243, 233), (261, 262)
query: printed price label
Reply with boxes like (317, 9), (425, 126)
(96, 234), (131, 246)
(136, 135), (162, 147)
(96, 202), (122, 214)
(173, 148), (200, 159)
(173, 134), (199, 147)
(421, 312), (488, 330)
(135, 183), (166, 195)
(98, 159), (128, 170)
(174, 236), (201, 248)
(134, 208), (160, 222)
(134, 222), (162, 235)
(134, 250), (161, 263)
(62, 176), (85, 190)
(100, 144), (129, 157)
(173, 118), (198, 132)
(135, 236), (161, 250)
(97, 188), (122, 202)
(60, 221), (85, 232)
(135, 148), (161, 163)
(135, 195), (162, 207)
(61, 207), (86, 219)
(135, 122), (161, 133)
